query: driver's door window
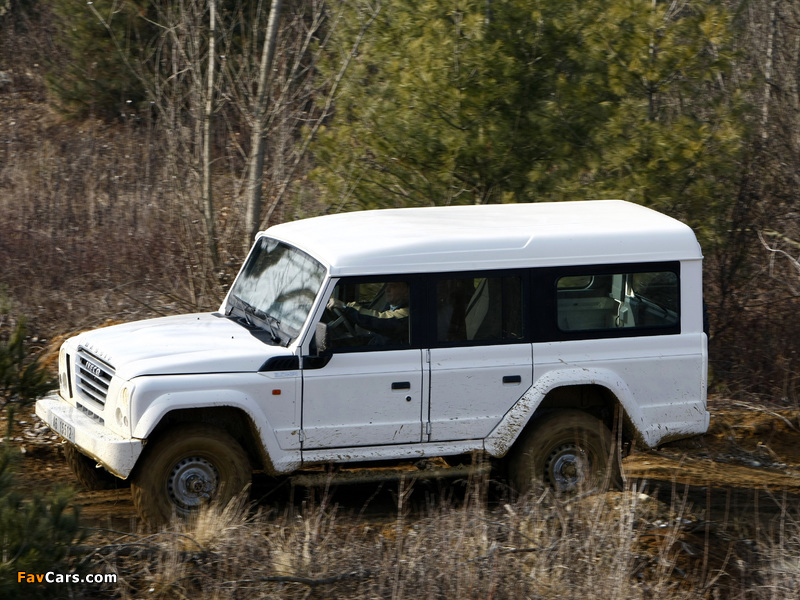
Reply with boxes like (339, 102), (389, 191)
(323, 279), (412, 350)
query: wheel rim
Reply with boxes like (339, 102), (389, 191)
(545, 443), (590, 493)
(167, 456), (219, 511)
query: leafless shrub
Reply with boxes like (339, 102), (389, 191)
(707, 206), (800, 406)
(0, 95), (238, 342)
(693, 0), (800, 405)
(0, 1), (366, 347)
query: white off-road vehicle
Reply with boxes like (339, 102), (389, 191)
(36, 201), (709, 524)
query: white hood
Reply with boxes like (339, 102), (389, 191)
(72, 313), (289, 379)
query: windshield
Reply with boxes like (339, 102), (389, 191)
(227, 238), (326, 342)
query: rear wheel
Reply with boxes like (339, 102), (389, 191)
(131, 424), (252, 526)
(509, 410), (621, 495)
(63, 443), (121, 490)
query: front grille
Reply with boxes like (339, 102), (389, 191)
(76, 347), (115, 406)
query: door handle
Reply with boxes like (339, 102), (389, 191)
(392, 381), (411, 390)
(502, 375), (522, 384)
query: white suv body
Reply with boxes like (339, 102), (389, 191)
(36, 201), (708, 522)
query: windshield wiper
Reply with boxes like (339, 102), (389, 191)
(227, 295), (284, 345)
(258, 311), (284, 346)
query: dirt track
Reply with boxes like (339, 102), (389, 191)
(6, 397), (800, 534)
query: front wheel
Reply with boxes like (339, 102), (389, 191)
(63, 442), (122, 490)
(131, 424), (252, 526)
(508, 410), (621, 496)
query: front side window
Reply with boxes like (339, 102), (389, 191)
(435, 274), (524, 344)
(323, 279), (413, 350)
(556, 269), (679, 333)
(227, 238), (326, 341)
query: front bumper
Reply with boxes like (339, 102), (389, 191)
(35, 392), (144, 479)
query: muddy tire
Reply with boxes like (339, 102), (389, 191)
(131, 424), (252, 526)
(63, 442), (121, 490)
(509, 410), (621, 495)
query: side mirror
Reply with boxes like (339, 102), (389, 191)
(314, 322), (328, 356)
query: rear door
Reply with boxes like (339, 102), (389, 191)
(426, 272), (532, 441)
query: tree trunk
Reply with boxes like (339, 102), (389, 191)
(203, 0), (219, 268)
(244, 0), (284, 250)
(761, 0), (778, 141)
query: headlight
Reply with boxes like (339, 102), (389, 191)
(114, 384), (133, 430)
(58, 346), (70, 399)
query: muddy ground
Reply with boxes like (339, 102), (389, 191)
(6, 395), (800, 537)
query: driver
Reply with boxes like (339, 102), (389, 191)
(327, 281), (410, 344)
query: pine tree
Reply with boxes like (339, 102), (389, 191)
(313, 0), (561, 208)
(312, 0), (744, 243)
(539, 0), (745, 240)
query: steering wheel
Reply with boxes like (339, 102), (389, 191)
(328, 306), (357, 337)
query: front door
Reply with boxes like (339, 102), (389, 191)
(302, 350), (424, 448)
(301, 277), (423, 449)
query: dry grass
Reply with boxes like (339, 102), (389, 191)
(69, 474), (800, 600)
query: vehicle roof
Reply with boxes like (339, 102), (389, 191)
(263, 200), (702, 276)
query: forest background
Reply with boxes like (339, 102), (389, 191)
(0, 0), (798, 404)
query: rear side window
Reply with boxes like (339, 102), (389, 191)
(435, 274), (524, 344)
(556, 268), (679, 334)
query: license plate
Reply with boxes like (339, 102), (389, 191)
(50, 413), (75, 443)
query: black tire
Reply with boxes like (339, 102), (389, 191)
(508, 410), (621, 495)
(63, 442), (121, 491)
(131, 424), (252, 526)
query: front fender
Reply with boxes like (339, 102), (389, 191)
(130, 375), (302, 474)
(484, 366), (647, 457)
